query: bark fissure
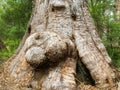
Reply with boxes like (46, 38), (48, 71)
(76, 57), (95, 85)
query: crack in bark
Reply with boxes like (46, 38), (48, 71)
(0, 0), (119, 90)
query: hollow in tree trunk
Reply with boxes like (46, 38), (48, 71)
(0, 0), (119, 90)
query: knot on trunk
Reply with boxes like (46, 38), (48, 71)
(25, 31), (73, 67)
(25, 47), (46, 67)
(50, 0), (66, 11)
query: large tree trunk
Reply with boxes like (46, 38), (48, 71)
(0, 0), (119, 90)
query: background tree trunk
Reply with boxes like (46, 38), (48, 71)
(0, 0), (119, 90)
(113, 0), (120, 48)
(115, 0), (120, 21)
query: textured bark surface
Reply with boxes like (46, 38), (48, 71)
(0, 0), (119, 90)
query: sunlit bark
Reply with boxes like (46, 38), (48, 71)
(0, 0), (119, 90)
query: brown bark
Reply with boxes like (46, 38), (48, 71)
(115, 0), (120, 21)
(0, 0), (119, 90)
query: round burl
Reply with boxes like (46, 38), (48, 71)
(25, 47), (46, 66)
(25, 31), (68, 67)
(45, 35), (67, 62)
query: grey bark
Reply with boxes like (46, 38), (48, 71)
(0, 0), (119, 90)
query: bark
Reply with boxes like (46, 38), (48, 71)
(0, 0), (119, 90)
(113, 0), (120, 48)
(115, 0), (120, 21)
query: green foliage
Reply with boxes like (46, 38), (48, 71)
(88, 0), (120, 68)
(0, 0), (32, 61)
(0, 39), (20, 61)
(0, 0), (33, 39)
(106, 21), (120, 68)
(89, 1), (119, 69)
(88, 0), (114, 37)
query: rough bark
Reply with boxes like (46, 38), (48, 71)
(0, 0), (119, 90)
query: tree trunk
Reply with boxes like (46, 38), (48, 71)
(115, 0), (120, 21)
(113, 0), (120, 48)
(0, 0), (119, 90)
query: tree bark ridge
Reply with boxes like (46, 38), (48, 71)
(0, 0), (119, 90)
